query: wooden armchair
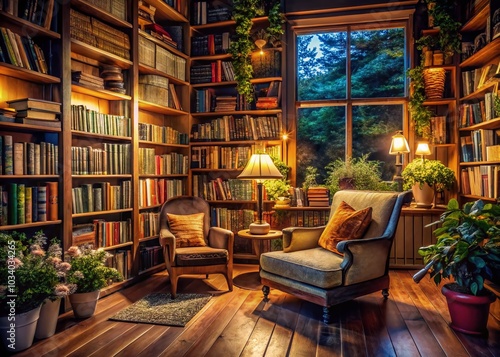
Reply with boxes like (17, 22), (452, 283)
(260, 190), (412, 323)
(159, 196), (234, 297)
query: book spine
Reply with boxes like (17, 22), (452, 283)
(3, 135), (13, 175)
(25, 186), (32, 223)
(37, 185), (47, 222)
(8, 183), (18, 225)
(46, 181), (58, 221)
(31, 186), (38, 223)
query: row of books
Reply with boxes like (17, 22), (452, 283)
(194, 88), (250, 113)
(461, 63), (498, 97)
(190, 114), (283, 142)
(460, 165), (500, 198)
(210, 207), (256, 233)
(0, 26), (49, 74)
(71, 181), (132, 214)
(138, 178), (184, 208)
(459, 93), (497, 127)
(460, 129), (498, 162)
(0, 136), (58, 175)
(138, 122), (189, 145)
(70, 9), (130, 60)
(191, 32), (231, 56)
(94, 218), (132, 248)
(190, 145), (251, 170)
(83, 0), (127, 21)
(71, 105), (132, 137)
(191, 1), (232, 25)
(139, 245), (164, 272)
(138, 211), (160, 239)
(0, 182), (58, 226)
(193, 175), (255, 201)
(190, 60), (235, 84)
(71, 143), (131, 175)
(138, 148), (189, 175)
(430, 116), (447, 144)
(1, 0), (55, 29)
(106, 249), (132, 280)
(138, 35), (186, 81)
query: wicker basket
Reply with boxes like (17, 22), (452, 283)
(424, 68), (446, 99)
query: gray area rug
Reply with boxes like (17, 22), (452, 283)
(110, 293), (211, 327)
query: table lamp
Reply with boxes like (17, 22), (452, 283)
(415, 142), (432, 160)
(389, 131), (410, 191)
(237, 153), (283, 234)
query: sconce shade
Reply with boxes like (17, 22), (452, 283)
(389, 132), (410, 155)
(255, 39), (266, 50)
(237, 154), (283, 180)
(415, 142), (432, 156)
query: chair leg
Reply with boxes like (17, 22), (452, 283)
(322, 306), (333, 324)
(170, 273), (179, 299)
(206, 274), (209, 279)
(262, 285), (270, 302)
(224, 273), (233, 292)
(382, 288), (389, 299)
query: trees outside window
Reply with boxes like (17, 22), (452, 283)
(295, 24), (407, 186)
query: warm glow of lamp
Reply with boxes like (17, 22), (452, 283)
(389, 131), (410, 191)
(415, 142), (432, 159)
(238, 153), (283, 234)
(255, 39), (266, 55)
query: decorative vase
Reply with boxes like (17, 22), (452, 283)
(412, 183), (434, 208)
(69, 290), (100, 319)
(423, 68), (446, 99)
(274, 197), (291, 208)
(0, 305), (41, 352)
(442, 284), (496, 335)
(35, 298), (61, 339)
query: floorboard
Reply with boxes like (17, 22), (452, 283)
(8, 265), (500, 357)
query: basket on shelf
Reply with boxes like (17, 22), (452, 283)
(423, 68), (446, 99)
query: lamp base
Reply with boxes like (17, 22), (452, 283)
(248, 221), (270, 235)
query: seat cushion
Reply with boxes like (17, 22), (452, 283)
(318, 201), (372, 255)
(260, 247), (344, 289)
(175, 246), (228, 266)
(167, 212), (207, 248)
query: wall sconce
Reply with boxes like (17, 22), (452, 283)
(389, 131), (410, 191)
(255, 39), (266, 55)
(415, 142), (432, 160)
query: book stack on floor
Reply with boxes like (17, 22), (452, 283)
(7, 98), (61, 128)
(307, 187), (330, 207)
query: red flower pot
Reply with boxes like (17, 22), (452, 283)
(442, 284), (496, 335)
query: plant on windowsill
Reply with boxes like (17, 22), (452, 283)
(413, 199), (500, 334)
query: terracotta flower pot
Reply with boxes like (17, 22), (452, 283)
(35, 298), (61, 339)
(442, 284), (496, 335)
(69, 290), (100, 319)
(0, 305), (41, 352)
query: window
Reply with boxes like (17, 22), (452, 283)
(294, 23), (408, 185)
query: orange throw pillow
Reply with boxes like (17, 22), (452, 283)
(167, 212), (206, 248)
(318, 201), (372, 255)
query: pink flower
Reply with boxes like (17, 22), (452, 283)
(48, 256), (62, 266)
(73, 271), (84, 279)
(31, 249), (46, 257)
(58, 262), (71, 272)
(54, 284), (70, 297)
(8, 257), (23, 269)
(66, 246), (81, 257)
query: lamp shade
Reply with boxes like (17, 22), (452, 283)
(237, 153), (283, 180)
(389, 132), (410, 155)
(415, 142), (432, 156)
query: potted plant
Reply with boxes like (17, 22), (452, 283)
(65, 244), (122, 318)
(325, 154), (395, 196)
(402, 158), (455, 207)
(0, 231), (75, 351)
(413, 199), (500, 334)
(263, 155), (291, 204)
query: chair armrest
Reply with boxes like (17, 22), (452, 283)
(159, 228), (176, 263)
(336, 236), (392, 285)
(282, 226), (325, 252)
(208, 227), (234, 256)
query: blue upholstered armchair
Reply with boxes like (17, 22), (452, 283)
(260, 190), (412, 323)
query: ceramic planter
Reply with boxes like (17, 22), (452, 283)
(69, 290), (100, 318)
(412, 183), (434, 208)
(0, 305), (41, 352)
(442, 284), (496, 335)
(35, 297), (61, 339)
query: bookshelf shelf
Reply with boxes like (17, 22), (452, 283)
(71, 130), (132, 142)
(0, 11), (61, 39)
(137, 64), (189, 86)
(138, 99), (188, 115)
(459, 82), (498, 102)
(72, 174), (133, 179)
(71, 0), (133, 28)
(71, 39), (133, 69)
(72, 208), (133, 218)
(0, 220), (62, 231)
(191, 168), (242, 173)
(138, 235), (160, 243)
(459, 117), (500, 131)
(0, 175), (59, 179)
(191, 53), (232, 61)
(190, 139), (281, 146)
(0, 121), (61, 132)
(0, 63), (61, 84)
(138, 140), (189, 148)
(461, 3), (489, 32)
(139, 205), (162, 211)
(459, 38), (500, 68)
(460, 160), (500, 166)
(144, 0), (188, 23)
(191, 109), (282, 117)
(101, 241), (134, 251)
(139, 173), (188, 178)
(71, 84), (132, 101)
(190, 16), (269, 31)
(138, 30), (188, 59)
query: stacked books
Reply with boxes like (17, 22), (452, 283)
(7, 98), (61, 127)
(307, 187), (330, 207)
(145, 24), (178, 49)
(100, 65), (126, 94)
(71, 70), (105, 89)
(214, 96), (237, 112)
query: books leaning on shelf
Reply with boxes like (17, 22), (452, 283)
(0, 27), (49, 73)
(193, 175), (255, 201)
(71, 104), (132, 137)
(138, 211), (160, 238)
(72, 223), (96, 246)
(459, 92), (497, 127)
(210, 207), (256, 233)
(138, 178), (184, 208)
(139, 245), (164, 272)
(0, 182), (57, 226)
(71, 143), (131, 175)
(1, 136), (58, 175)
(138, 122), (188, 144)
(93, 218), (132, 248)
(460, 165), (500, 198)
(138, 148), (188, 175)
(72, 181), (132, 214)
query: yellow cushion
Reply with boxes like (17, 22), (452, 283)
(318, 201), (372, 255)
(167, 212), (206, 248)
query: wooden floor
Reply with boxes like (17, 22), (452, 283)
(11, 264), (500, 357)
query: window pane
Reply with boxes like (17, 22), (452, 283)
(297, 107), (346, 185)
(352, 105), (403, 181)
(351, 28), (405, 98)
(297, 32), (347, 100)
